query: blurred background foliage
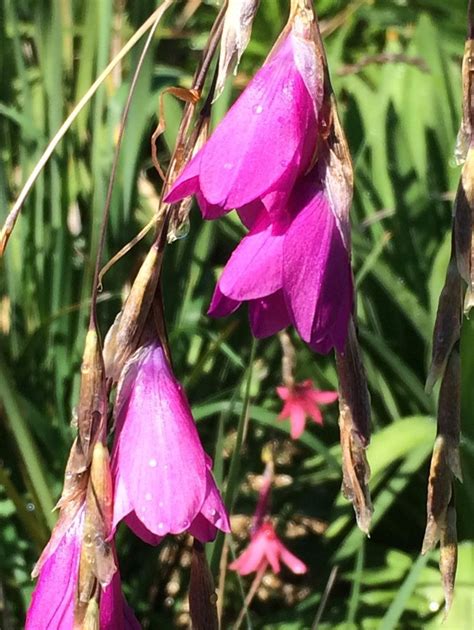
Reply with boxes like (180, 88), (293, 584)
(1, 0), (474, 628)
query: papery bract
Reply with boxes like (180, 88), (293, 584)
(230, 522), (307, 576)
(111, 342), (230, 544)
(277, 379), (338, 439)
(165, 32), (320, 221)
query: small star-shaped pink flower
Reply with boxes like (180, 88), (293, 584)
(229, 522), (307, 576)
(276, 380), (338, 439)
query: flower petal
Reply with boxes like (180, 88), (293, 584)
(249, 290), (291, 338)
(218, 216), (284, 301)
(165, 35), (317, 215)
(279, 545), (308, 575)
(111, 344), (208, 539)
(312, 390), (339, 405)
(283, 183), (352, 354)
(288, 404), (307, 439)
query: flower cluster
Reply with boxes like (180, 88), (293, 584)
(166, 19), (353, 354)
(26, 338), (230, 628)
(25, 0), (356, 625)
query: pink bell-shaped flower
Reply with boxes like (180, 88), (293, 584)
(111, 342), (230, 545)
(165, 31), (321, 222)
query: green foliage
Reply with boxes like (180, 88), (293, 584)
(1, 0), (474, 628)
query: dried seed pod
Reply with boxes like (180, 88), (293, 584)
(214, 0), (260, 100)
(189, 540), (219, 630)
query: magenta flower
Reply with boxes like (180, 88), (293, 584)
(230, 522), (307, 576)
(26, 507), (139, 629)
(165, 21), (353, 354)
(111, 342), (230, 545)
(208, 172), (353, 352)
(165, 32), (321, 221)
(277, 379), (338, 439)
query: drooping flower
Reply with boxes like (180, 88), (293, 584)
(111, 342), (230, 545)
(26, 507), (139, 630)
(277, 379), (338, 439)
(230, 522), (307, 576)
(208, 168), (353, 353)
(164, 30), (323, 222)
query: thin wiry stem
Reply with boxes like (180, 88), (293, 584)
(88, 1), (173, 329)
(0, 2), (172, 256)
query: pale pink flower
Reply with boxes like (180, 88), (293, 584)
(277, 379), (338, 439)
(165, 32), (322, 222)
(230, 522), (307, 576)
(111, 342), (230, 545)
(26, 507), (139, 629)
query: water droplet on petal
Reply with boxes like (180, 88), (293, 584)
(145, 492), (152, 501)
(158, 522), (164, 530)
(224, 162), (233, 170)
(209, 508), (217, 519)
(181, 519), (189, 529)
(253, 104), (263, 114)
(149, 458), (157, 468)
